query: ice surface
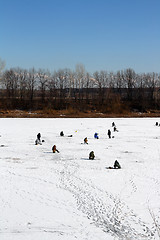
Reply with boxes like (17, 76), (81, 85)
(0, 118), (160, 240)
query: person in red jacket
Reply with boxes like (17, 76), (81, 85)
(52, 145), (59, 153)
(84, 137), (88, 144)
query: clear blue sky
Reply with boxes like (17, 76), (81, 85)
(1, 0), (160, 73)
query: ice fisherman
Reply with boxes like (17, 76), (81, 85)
(112, 122), (115, 127)
(94, 133), (99, 139)
(114, 160), (121, 169)
(84, 137), (88, 144)
(52, 145), (59, 153)
(108, 129), (111, 138)
(113, 126), (118, 132)
(35, 133), (42, 145)
(60, 131), (64, 136)
(37, 133), (41, 141)
(89, 151), (95, 160)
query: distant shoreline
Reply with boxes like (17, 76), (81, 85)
(1, 110), (160, 118)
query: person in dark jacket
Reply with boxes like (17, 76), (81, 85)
(35, 133), (42, 145)
(108, 129), (111, 138)
(60, 131), (64, 136)
(112, 122), (115, 127)
(113, 126), (118, 132)
(37, 133), (41, 141)
(114, 160), (121, 169)
(89, 151), (95, 160)
(52, 145), (59, 153)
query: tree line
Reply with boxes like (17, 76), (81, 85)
(0, 63), (160, 113)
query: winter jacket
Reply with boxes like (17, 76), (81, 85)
(89, 151), (95, 160)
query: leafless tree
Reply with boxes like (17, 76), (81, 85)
(75, 64), (86, 101)
(0, 58), (5, 83)
(37, 69), (49, 103)
(3, 69), (18, 98)
(116, 70), (125, 94)
(93, 70), (109, 107)
(15, 68), (28, 100)
(48, 71), (57, 100)
(27, 68), (37, 102)
(123, 68), (136, 101)
(1, 64), (160, 113)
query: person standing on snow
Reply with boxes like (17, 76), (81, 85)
(37, 133), (41, 141)
(108, 129), (111, 138)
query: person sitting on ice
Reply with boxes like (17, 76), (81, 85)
(114, 160), (121, 169)
(60, 131), (64, 136)
(113, 126), (118, 132)
(89, 151), (95, 160)
(84, 137), (88, 144)
(52, 145), (59, 153)
(156, 122), (158, 126)
(112, 122), (115, 127)
(94, 133), (99, 139)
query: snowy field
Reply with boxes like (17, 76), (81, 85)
(0, 118), (160, 240)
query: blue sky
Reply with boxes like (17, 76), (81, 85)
(1, 0), (160, 73)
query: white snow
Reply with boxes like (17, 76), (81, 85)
(0, 118), (160, 240)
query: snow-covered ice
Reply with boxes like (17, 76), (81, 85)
(0, 118), (160, 240)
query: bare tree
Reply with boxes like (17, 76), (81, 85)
(0, 58), (5, 83)
(143, 72), (157, 107)
(55, 69), (65, 98)
(15, 68), (27, 100)
(48, 72), (57, 100)
(3, 69), (18, 98)
(123, 68), (136, 101)
(75, 64), (86, 101)
(27, 68), (37, 102)
(116, 70), (124, 94)
(37, 69), (49, 103)
(93, 70), (109, 107)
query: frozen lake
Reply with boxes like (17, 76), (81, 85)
(0, 118), (160, 240)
